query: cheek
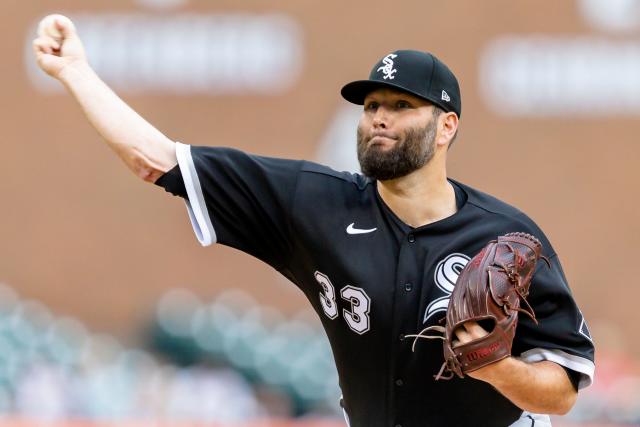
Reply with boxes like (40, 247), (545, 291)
(403, 115), (427, 129)
(356, 120), (370, 140)
(357, 115), (370, 131)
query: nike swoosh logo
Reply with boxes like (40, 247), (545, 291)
(346, 223), (377, 235)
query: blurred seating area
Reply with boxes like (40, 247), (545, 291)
(148, 288), (341, 417)
(0, 281), (638, 426)
(562, 350), (640, 425)
(0, 283), (339, 423)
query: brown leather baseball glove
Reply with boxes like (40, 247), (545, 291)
(409, 232), (549, 380)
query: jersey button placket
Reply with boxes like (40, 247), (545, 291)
(393, 232), (418, 427)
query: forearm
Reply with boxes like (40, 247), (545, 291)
(59, 61), (176, 182)
(473, 358), (577, 414)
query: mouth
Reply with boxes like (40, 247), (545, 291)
(368, 134), (398, 146)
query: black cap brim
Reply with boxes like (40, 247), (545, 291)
(341, 79), (452, 113)
(341, 80), (419, 104)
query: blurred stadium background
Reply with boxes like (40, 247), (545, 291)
(1, 0), (639, 425)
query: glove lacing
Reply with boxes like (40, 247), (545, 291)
(404, 324), (457, 380)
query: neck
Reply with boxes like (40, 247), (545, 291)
(377, 157), (457, 228)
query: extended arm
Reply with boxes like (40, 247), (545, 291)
(456, 322), (577, 415)
(32, 15), (176, 182)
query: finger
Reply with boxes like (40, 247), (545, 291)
(33, 39), (52, 55)
(45, 37), (61, 51)
(452, 322), (490, 347)
(54, 16), (77, 39)
(33, 38), (60, 55)
(453, 327), (472, 345)
(464, 321), (490, 339)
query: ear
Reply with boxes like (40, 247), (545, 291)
(437, 112), (459, 148)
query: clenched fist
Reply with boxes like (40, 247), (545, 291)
(33, 14), (87, 79)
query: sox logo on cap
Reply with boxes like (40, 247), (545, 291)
(377, 53), (398, 80)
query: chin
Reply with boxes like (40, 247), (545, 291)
(368, 141), (397, 153)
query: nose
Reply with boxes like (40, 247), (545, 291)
(372, 106), (388, 129)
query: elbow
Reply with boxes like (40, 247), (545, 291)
(128, 142), (176, 183)
(551, 390), (578, 415)
(131, 155), (164, 183)
(137, 165), (163, 183)
(519, 387), (577, 415)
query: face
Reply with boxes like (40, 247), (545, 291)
(357, 88), (439, 181)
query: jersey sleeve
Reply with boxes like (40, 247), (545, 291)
(512, 253), (595, 390)
(155, 142), (302, 270)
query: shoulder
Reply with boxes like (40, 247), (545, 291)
(300, 161), (373, 191)
(453, 179), (557, 257)
(189, 145), (372, 191)
(191, 145), (303, 171)
(454, 179), (524, 217)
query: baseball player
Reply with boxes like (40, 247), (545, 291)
(33, 15), (595, 427)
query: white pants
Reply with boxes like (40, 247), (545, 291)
(508, 412), (552, 427)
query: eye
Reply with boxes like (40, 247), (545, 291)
(365, 101), (379, 111)
(396, 100), (411, 109)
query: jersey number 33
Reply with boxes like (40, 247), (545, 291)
(315, 271), (371, 335)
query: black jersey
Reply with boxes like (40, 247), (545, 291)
(156, 143), (595, 427)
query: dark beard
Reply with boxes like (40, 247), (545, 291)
(357, 121), (437, 181)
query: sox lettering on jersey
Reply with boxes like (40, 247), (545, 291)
(424, 253), (470, 324)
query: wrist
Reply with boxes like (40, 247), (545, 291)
(470, 356), (518, 386)
(58, 59), (92, 85)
